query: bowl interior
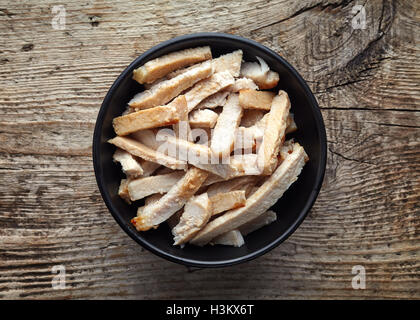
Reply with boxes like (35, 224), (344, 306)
(93, 33), (326, 267)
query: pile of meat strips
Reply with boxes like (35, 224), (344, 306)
(108, 46), (308, 247)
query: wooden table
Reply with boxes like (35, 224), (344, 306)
(0, 0), (419, 299)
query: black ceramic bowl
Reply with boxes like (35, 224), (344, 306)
(93, 32), (327, 268)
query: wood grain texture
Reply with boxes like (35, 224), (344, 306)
(0, 0), (419, 299)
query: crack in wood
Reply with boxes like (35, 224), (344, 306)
(328, 147), (376, 165)
(319, 107), (420, 113)
(313, 78), (368, 94)
(373, 123), (420, 129)
(251, 0), (355, 32)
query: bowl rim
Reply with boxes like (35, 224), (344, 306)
(93, 32), (327, 268)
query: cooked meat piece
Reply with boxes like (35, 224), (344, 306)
(209, 190), (246, 216)
(113, 148), (143, 178)
(118, 179), (131, 204)
(133, 46), (212, 84)
(239, 89), (275, 111)
(165, 136), (241, 179)
(196, 172), (227, 194)
(129, 61), (212, 110)
(212, 230), (244, 247)
(260, 71), (279, 89)
(246, 111), (296, 134)
(190, 142), (307, 246)
(234, 127), (256, 153)
(138, 159), (161, 177)
(230, 154), (262, 175)
(108, 136), (187, 170)
(257, 90), (291, 175)
(211, 50), (243, 77)
(240, 57), (279, 89)
(131, 167), (209, 231)
(167, 50), (243, 80)
(206, 175), (258, 197)
(240, 109), (266, 127)
(127, 171), (185, 201)
(234, 119), (266, 153)
(230, 77), (259, 92)
(189, 109), (219, 128)
(210, 93), (243, 157)
(165, 135), (213, 161)
(114, 95), (187, 135)
(172, 98), (193, 142)
(145, 193), (163, 205)
(196, 90), (229, 109)
(238, 210), (277, 236)
(172, 193), (212, 245)
(185, 71), (234, 112)
(235, 111), (295, 154)
(131, 129), (162, 150)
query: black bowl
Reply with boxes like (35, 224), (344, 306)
(93, 32), (327, 268)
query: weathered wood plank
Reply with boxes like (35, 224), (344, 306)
(0, 0), (419, 299)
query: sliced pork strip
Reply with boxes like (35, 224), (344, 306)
(168, 50), (243, 80)
(238, 210), (277, 236)
(235, 111), (295, 154)
(229, 77), (258, 92)
(131, 129), (162, 150)
(129, 61), (212, 110)
(138, 159), (161, 177)
(132, 46), (211, 84)
(210, 93), (243, 158)
(257, 90), (291, 175)
(196, 90), (229, 109)
(185, 71), (234, 112)
(209, 190), (246, 216)
(212, 50), (243, 77)
(145, 193), (163, 206)
(108, 136), (187, 170)
(172, 193), (212, 245)
(212, 230), (244, 247)
(189, 109), (219, 128)
(113, 148), (143, 178)
(127, 171), (185, 201)
(238, 89), (275, 111)
(240, 56), (279, 89)
(114, 95), (187, 135)
(230, 153), (262, 175)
